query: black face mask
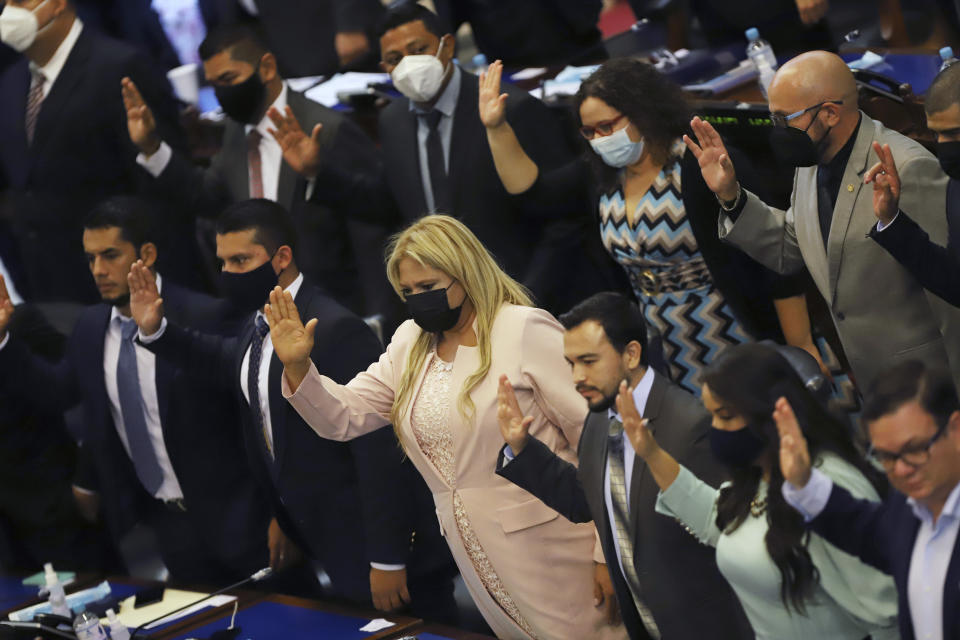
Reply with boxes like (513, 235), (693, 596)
(218, 258), (278, 313)
(769, 107), (830, 168)
(215, 63), (266, 124)
(938, 140), (960, 180)
(709, 424), (768, 467)
(405, 282), (463, 333)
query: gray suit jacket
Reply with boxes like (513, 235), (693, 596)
(719, 113), (960, 389)
(497, 371), (750, 640)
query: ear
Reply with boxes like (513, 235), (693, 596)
(51, 0), (70, 17)
(138, 242), (158, 269)
(273, 245), (294, 272)
(439, 33), (456, 63)
(948, 410), (960, 445)
(259, 52), (279, 83)
(622, 340), (643, 371)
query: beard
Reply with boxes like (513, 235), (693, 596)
(102, 292), (130, 308)
(580, 386), (618, 413)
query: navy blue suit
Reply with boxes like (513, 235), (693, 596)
(870, 178), (960, 308)
(808, 483), (960, 640)
(140, 281), (457, 613)
(0, 281), (270, 582)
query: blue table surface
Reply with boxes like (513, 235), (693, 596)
(0, 576), (43, 611)
(843, 52), (940, 95)
(169, 600), (401, 640)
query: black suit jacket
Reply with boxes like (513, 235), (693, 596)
(0, 281), (269, 573)
(808, 482), (960, 640)
(141, 280), (452, 601)
(870, 178), (960, 308)
(0, 26), (182, 302)
(148, 89), (393, 317)
(497, 372), (750, 640)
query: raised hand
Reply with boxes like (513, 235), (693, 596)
(264, 286), (316, 391)
(267, 106), (323, 178)
(683, 116), (739, 202)
(497, 374), (534, 455)
(478, 60), (509, 129)
(127, 260), (164, 335)
(121, 77), (161, 155)
(774, 396), (812, 488)
(0, 274), (14, 342)
(795, 0), (829, 25)
(864, 141), (901, 226)
(615, 380), (657, 459)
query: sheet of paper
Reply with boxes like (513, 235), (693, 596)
(110, 589), (235, 629)
(511, 67), (547, 80)
(359, 618), (396, 632)
(305, 72), (391, 107)
(286, 75), (327, 93)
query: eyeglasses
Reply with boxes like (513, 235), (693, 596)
(579, 115), (626, 140)
(769, 100), (843, 128)
(867, 422), (948, 471)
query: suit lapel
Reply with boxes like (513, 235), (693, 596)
(277, 93), (306, 207)
(3, 61), (31, 179)
(269, 285), (312, 470)
(89, 306), (113, 431)
(629, 372), (665, 534)
(584, 412), (614, 544)
(447, 73), (477, 201)
(826, 115), (875, 297)
(944, 523), (960, 638)
(31, 29), (92, 154)
(395, 104), (427, 217)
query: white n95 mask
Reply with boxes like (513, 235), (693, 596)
(589, 125), (645, 168)
(0, 0), (53, 52)
(391, 41), (448, 103)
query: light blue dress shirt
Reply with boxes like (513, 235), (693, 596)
(409, 65), (461, 213)
(785, 468), (960, 640)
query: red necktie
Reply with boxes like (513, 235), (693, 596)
(247, 129), (264, 198)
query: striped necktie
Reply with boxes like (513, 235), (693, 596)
(25, 70), (46, 145)
(247, 129), (264, 198)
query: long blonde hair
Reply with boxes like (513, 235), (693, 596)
(385, 215), (532, 429)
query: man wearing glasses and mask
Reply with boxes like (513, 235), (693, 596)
(685, 50), (960, 392)
(778, 359), (960, 640)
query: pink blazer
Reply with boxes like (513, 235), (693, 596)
(283, 305), (625, 639)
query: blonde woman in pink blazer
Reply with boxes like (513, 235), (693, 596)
(265, 215), (626, 640)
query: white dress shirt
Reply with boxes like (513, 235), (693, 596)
(784, 468), (960, 640)
(137, 82), (291, 202)
(103, 275), (183, 500)
(30, 17), (83, 99)
(604, 367), (655, 587)
(239, 272), (302, 453)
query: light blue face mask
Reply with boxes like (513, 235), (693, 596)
(589, 125), (644, 168)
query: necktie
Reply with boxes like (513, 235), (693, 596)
(607, 418), (661, 639)
(25, 70), (46, 146)
(816, 178), (834, 248)
(116, 319), (164, 494)
(421, 110), (451, 212)
(248, 315), (273, 458)
(247, 129), (264, 199)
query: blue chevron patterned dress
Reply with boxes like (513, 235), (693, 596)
(599, 141), (750, 394)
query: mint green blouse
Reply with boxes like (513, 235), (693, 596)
(656, 453), (899, 640)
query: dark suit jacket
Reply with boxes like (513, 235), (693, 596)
(808, 482), (960, 640)
(148, 89), (392, 317)
(0, 281), (269, 574)
(870, 178), (960, 308)
(140, 280), (452, 602)
(0, 26), (182, 303)
(497, 372), (750, 640)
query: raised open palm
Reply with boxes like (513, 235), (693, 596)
(264, 286), (316, 367)
(864, 141), (901, 226)
(127, 260), (164, 335)
(615, 381), (657, 459)
(684, 116), (739, 202)
(267, 106), (323, 179)
(497, 375), (534, 454)
(478, 60), (508, 129)
(774, 396), (812, 488)
(121, 77), (160, 155)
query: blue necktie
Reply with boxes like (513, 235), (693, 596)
(248, 315), (273, 458)
(117, 319), (163, 494)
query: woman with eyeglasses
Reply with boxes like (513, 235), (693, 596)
(621, 343), (899, 639)
(265, 215), (627, 640)
(481, 58), (841, 397)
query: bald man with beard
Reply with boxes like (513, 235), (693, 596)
(685, 51), (960, 392)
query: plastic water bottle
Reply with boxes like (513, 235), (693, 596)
(72, 610), (108, 640)
(106, 608), (130, 640)
(471, 53), (488, 73)
(43, 563), (71, 618)
(940, 46), (958, 71)
(746, 28), (778, 98)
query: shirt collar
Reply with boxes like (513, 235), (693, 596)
(608, 367), (655, 422)
(247, 81), (288, 137)
(110, 273), (162, 324)
(821, 114), (861, 172)
(31, 16), (83, 86)
(907, 479), (960, 524)
(409, 64), (461, 118)
(256, 272), (303, 321)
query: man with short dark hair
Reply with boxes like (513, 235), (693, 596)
(123, 23), (391, 317)
(864, 62), (960, 307)
(0, 196), (269, 583)
(779, 360), (960, 640)
(495, 292), (749, 640)
(0, 0), (182, 302)
(130, 199), (457, 621)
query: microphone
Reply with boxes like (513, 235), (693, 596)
(130, 566), (274, 637)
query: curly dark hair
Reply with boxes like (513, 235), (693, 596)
(573, 58), (692, 192)
(700, 343), (887, 614)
